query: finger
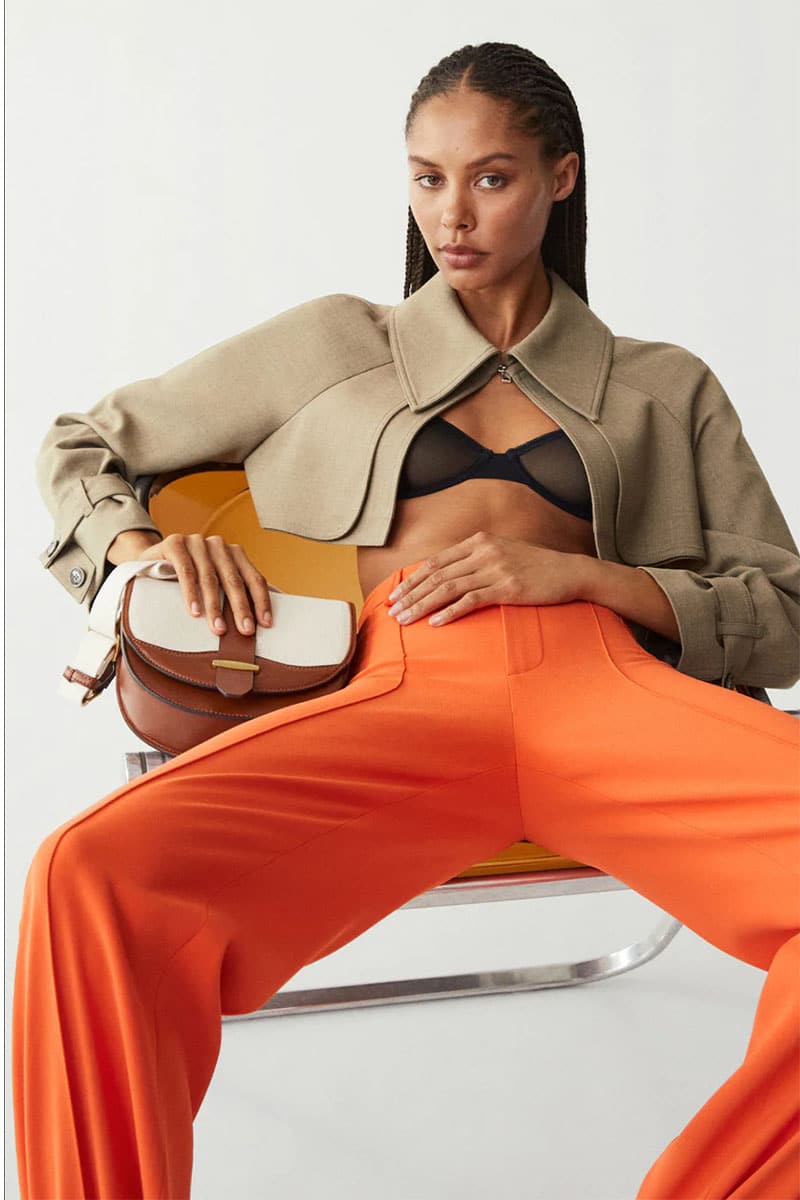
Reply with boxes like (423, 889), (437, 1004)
(390, 563), (475, 617)
(185, 536), (226, 635)
(159, 537), (204, 619)
(206, 538), (255, 635)
(230, 546), (273, 626)
(426, 587), (492, 626)
(393, 572), (477, 624)
(388, 540), (480, 604)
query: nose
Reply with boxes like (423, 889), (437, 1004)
(436, 184), (475, 229)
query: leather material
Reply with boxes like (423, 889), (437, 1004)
(119, 584), (356, 695)
(61, 558), (358, 753)
(115, 574), (357, 754)
(214, 597), (258, 697)
(116, 642), (352, 756)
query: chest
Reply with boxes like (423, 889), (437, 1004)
(243, 357), (706, 565)
(440, 367), (562, 449)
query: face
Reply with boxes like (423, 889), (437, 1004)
(406, 87), (579, 287)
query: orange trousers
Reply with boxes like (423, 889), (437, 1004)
(13, 558), (800, 1199)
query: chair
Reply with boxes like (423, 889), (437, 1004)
(122, 467), (799, 1023)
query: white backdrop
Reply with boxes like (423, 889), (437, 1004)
(6, 1), (799, 1196)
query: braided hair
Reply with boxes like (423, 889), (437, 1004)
(403, 43), (588, 304)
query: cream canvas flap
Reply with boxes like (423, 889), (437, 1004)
(125, 574), (354, 666)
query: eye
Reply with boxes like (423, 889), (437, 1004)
(413, 173), (508, 190)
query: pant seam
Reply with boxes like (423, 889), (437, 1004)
(588, 606), (799, 750)
(499, 607), (525, 830)
(152, 758), (515, 1199)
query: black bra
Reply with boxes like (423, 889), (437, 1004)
(397, 416), (593, 522)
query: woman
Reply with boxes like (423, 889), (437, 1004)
(14, 41), (800, 1200)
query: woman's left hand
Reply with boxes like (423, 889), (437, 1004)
(385, 531), (589, 626)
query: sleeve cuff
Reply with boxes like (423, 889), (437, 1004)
(39, 486), (160, 607)
(635, 565), (759, 681)
(72, 493), (160, 568)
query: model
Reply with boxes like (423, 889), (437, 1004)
(14, 41), (800, 1199)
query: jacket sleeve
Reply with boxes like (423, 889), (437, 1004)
(635, 363), (800, 689)
(35, 294), (356, 608)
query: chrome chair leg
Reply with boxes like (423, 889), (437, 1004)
(221, 898), (683, 1022)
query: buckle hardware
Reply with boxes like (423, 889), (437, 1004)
(211, 658), (260, 673)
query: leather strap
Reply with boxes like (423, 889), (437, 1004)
(213, 597), (258, 697)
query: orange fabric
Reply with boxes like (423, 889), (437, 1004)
(13, 558), (800, 1199)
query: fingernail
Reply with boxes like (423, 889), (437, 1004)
(214, 617), (226, 633)
(242, 617), (254, 634)
(387, 587), (400, 602)
(191, 601), (201, 616)
(263, 612), (272, 626)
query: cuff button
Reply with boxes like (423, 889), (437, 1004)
(46, 539), (59, 556)
(69, 567), (87, 587)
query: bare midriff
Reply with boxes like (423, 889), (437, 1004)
(356, 370), (599, 600)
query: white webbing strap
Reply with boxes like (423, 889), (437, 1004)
(59, 559), (178, 705)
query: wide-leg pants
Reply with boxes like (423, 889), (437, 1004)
(13, 557), (800, 1199)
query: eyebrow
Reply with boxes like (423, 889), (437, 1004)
(407, 152), (519, 169)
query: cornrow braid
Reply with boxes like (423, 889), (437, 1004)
(403, 42), (588, 304)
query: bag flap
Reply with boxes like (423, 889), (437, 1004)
(120, 574), (357, 693)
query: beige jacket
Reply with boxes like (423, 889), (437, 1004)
(36, 267), (800, 689)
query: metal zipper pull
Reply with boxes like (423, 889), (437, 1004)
(497, 359), (513, 383)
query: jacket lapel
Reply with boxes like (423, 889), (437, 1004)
(387, 267), (614, 423)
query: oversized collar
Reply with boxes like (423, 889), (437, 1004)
(387, 266), (614, 423)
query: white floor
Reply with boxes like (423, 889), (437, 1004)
(184, 888), (764, 1200)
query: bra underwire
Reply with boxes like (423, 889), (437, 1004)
(397, 415), (593, 522)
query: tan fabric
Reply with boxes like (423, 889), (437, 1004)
(36, 267), (800, 687)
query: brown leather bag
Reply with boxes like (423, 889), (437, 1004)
(61, 560), (359, 756)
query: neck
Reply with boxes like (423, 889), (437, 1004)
(450, 255), (552, 355)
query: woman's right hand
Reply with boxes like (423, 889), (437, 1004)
(106, 530), (273, 635)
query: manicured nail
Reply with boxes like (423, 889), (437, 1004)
(242, 617), (254, 634)
(387, 587), (400, 602)
(263, 612), (272, 625)
(191, 601), (201, 616)
(214, 617), (226, 633)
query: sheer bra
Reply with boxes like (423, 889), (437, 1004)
(396, 415), (593, 522)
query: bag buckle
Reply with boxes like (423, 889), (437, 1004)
(211, 658), (260, 673)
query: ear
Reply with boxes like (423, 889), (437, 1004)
(552, 151), (580, 202)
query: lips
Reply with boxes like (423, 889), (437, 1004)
(440, 247), (486, 269)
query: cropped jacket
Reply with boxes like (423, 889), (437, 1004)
(35, 267), (800, 690)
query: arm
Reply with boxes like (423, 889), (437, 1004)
(35, 293), (351, 607)
(578, 363), (800, 689)
(573, 557), (680, 643)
